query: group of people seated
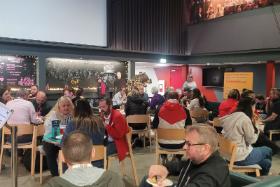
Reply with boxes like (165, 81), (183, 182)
(1, 83), (280, 187)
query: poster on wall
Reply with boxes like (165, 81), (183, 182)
(46, 58), (128, 93)
(223, 72), (253, 99)
(0, 55), (37, 88)
(190, 0), (276, 24)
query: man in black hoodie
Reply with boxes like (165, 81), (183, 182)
(141, 125), (231, 187)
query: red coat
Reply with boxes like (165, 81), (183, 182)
(219, 98), (238, 117)
(101, 109), (129, 161)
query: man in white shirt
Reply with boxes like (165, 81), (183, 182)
(112, 87), (127, 109)
(183, 74), (197, 91)
(6, 88), (43, 143)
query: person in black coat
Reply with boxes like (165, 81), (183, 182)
(125, 89), (148, 130)
(31, 91), (52, 117)
(140, 125), (231, 187)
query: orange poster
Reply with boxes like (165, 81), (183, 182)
(223, 72), (253, 99)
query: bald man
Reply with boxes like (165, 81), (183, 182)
(31, 91), (52, 116)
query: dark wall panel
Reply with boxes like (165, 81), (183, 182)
(108, 0), (188, 55)
(187, 5), (280, 55)
(234, 64), (266, 95)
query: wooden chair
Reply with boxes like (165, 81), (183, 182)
(126, 114), (152, 149)
(58, 145), (107, 176)
(155, 128), (186, 164)
(34, 124), (46, 184)
(268, 130), (280, 141)
(107, 127), (139, 186)
(218, 134), (261, 177)
(0, 124), (38, 176)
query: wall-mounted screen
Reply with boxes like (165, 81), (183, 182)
(0, 0), (107, 46)
(46, 58), (128, 93)
(202, 67), (224, 87)
(190, 0), (276, 24)
(0, 55), (37, 87)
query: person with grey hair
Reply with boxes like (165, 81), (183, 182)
(6, 88), (43, 143)
(150, 86), (165, 110)
(140, 125), (230, 187)
(31, 91), (52, 117)
(6, 88), (42, 125)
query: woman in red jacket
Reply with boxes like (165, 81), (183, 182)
(219, 89), (240, 117)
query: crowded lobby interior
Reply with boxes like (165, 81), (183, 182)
(1, 0), (280, 186)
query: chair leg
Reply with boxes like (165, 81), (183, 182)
(129, 155), (139, 186)
(155, 151), (160, 164)
(143, 133), (146, 149)
(120, 160), (125, 176)
(31, 148), (35, 176)
(149, 132), (152, 152)
(0, 147), (4, 172)
(269, 133), (272, 141)
(40, 153), (43, 184)
(256, 169), (260, 177)
(107, 156), (113, 170)
(103, 158), (107, 170)
(10, 151), (13, 176)
(58, 152), (63, 176)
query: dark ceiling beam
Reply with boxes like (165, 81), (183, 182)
(184, 48), (280, 64)
(0, 37), (187, 63)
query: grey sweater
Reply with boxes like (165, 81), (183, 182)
(44, 168), (126, 187)
(220, 112), (259, 161)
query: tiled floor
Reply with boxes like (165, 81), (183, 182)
(0, 146), (280, 187)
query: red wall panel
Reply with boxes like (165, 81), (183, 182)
(154, 66), (187, 90)
(189, 66), (218, 102)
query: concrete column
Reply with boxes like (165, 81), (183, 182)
(128, 60), (135, 80)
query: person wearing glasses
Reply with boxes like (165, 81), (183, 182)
(141, 125), (230, 187)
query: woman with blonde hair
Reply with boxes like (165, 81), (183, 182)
(43, 96), (74, 176)
(62, 99), (105, 167)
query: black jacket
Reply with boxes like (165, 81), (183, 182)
(125, 95), (148, 116)
(31, 99), (52, 116)
(125, 95), (148, 130)
(165, 151), (231, 187)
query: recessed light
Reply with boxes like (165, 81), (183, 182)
(160, 58), (167, 63)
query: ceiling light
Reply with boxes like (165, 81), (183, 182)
(156, 63), (168, 67)
(160, 58), (167, 63)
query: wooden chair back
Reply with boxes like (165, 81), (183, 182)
(2, 125), (36, 145)
(155, 128), (186, 164)
(37, 124), (45, 137)
(93, 145), (107, 166)
(217, 134), (237, 170)
(156, 128), (186, 141)
(0, 124), (38, 176)
(126, 114), (151, 125)
(126, 114), (151, 149)
(3, 124), (34, 136)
